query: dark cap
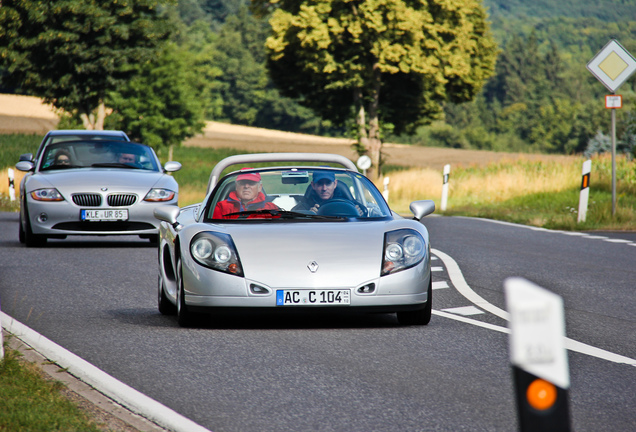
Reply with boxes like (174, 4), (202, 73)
(312, 171), (335, 183)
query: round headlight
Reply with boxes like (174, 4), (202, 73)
(385, 243), (403, 261)
(214, 245), (232, 263)
(403, 235), (424, 257)
(192, 238), (213, 260)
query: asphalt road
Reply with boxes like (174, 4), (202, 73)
(1, 211), (634, 432)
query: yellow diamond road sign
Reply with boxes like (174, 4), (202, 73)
(587, 40), (636, 92)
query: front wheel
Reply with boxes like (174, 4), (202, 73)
(397, 278), (432, 326)
(158, 274), (176, 315)
(176, 258), (196, 327)
(23, 201), (47, 247)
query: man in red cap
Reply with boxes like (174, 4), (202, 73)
(212, 170), (279, 219)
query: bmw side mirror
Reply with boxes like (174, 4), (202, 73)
(410, 200), (436, 220)
(164, 161), (182, 173)
(15, 161), (35, 172)
(19, 153), (33, 162)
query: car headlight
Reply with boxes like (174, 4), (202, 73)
(381, 229), (426, 276)
(190, 232), (243, 277)
(30, 188), (64, 201)
(144, 188), (176, 202)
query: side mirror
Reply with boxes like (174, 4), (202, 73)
(19, 153), (33, 162)
(15, 161), (35, 172)
(409, 200), (436, 220)
(164, 161), (182, 173)
(154, 205), (180, 226)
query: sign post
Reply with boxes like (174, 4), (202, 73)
(587, 40), (636, 216)
(504, 278), (571, 432)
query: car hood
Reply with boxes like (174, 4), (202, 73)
(225, 222), (390, 288)
(27, 169), (171, 193)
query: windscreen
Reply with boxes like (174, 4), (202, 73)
(39, 141), (160, 171)
(206, 168), (391, 221)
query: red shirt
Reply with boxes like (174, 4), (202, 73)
(212, 191), (279, 219)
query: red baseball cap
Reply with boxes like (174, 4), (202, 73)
(236, 168), (261, 182)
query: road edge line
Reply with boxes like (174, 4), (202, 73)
(1, 311), (212, 432)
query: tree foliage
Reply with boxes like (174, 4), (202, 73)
(260, 0), (497, 176)
(105, 42), (206, 152)
(0, 0), (172, 129)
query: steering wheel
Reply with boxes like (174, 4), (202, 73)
(316, 199), (367, 217)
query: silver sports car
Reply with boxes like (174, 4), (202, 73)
(154, 153), (435, 327)
(16, 138), (181, 246)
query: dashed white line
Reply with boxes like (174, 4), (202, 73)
(432, 281), (449, 290)
(431, 266), (443, 272)
(441, 306), (484, 316)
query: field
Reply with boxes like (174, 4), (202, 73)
(1, 94), (634, 230)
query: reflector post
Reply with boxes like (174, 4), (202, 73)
(505, 278), (572, 432)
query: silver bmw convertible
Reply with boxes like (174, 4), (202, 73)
(154, 153), (435, 327)
(16, 138), (181, 246)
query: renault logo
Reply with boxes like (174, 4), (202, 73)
(307, 261), (319, 273)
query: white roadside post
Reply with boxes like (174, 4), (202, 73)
(504, 278), (571, 432)
(0, 299), (4, 360)
(440, 164), (450, 211)
(382, 177), (390, 202)
(8, 168), (16, 201)
(577, 160), (592, 223)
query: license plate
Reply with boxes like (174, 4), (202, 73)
(81, 209), (128, 221)
(276, 289), (350, 306)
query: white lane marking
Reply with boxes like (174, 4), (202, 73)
(455, 216), (635, 246)
(431, 256), (439, 260)
(441, 306), (484, 316)
(431, 266), (443, 272)
(432, 281), (449, 290)
(1, 312), (212, 432)
(431, 248), (636, 367)
(433, 310), (509, 334)
(432, 249), (509, 320)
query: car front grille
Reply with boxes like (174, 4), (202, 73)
(107, 193), (137, 207)
(72, 193), (102, 207)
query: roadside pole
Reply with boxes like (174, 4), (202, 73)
(382, 177), (390, 202)
(440, 164), (450, 211)
(577, 160), (592, 223)
(8, 168), (16, 201)
(505, 278), (571, 432)
(0, 299), (4, 360)
(586, 39), (636, 217)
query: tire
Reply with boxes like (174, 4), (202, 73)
(158, 274), (177, 315)
(23, 200), (47, 247)
(397, 278), (432, 326)
(18, 215), (26, 244)
(176, 257), (195, 327)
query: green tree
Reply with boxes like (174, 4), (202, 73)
(0, 0), (171, 130)
(105, 42), (206, 154)
(259, 0), (497, 177)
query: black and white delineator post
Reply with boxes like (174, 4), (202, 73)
(8, 168), (16, 201)
(440, 164), (450, 211)
(504, 278), (571, 432)
(577, 160), (591, 223)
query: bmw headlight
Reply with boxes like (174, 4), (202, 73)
(190, 232), (243, 276)
(144, 188), (176, 202)
(381, 229), (426, 276)
(30, 188), (64, 201)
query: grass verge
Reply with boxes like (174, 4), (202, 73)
(0, 340), (102, 431)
